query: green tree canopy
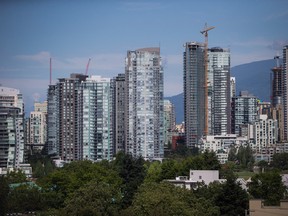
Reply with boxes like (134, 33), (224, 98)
(112, 152), (146, 208)
(270, 153), (288, 170)
(124, 182), (220, 216)
(62, 181), (122, 216)
(248, 170), (287, 205)
(0, 176), (9, 216)
(37, 160), (122, 208)
(195, 172), (249, 216)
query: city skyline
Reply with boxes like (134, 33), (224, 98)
(1, 0), (288, 109)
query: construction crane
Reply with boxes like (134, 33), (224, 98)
(201, 23), (215, 136)
(85, 58), (91, 76)
(50, 57), (52, 85)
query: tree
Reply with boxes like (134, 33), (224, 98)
(0, 176), (9, 216)
(124, 182), (220, 216)
(5, 170), (27, 184)
(270, 153), (288, 170)
(144, 161), (162, 183)
(7, 185), (44, 213)
(195, 171), (249, 216)
(112, 152), (146, 208)
(257, 160), (268, 172)
(248, 170), (287, 205)
(215, 172), (248, 216)
(236, 145), (254, 169)
(62, 181), (122, 216)
(228, 146), (237, 162)
(160, 159), (180, 180)
(180, 150), (221, 175)
(37, 160), (122, 209)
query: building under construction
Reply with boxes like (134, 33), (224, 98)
(183, 42), (205, 148)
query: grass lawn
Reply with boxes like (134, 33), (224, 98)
(235, 171), (255, 180)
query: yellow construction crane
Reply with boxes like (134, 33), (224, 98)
(201, 23), (215, 136)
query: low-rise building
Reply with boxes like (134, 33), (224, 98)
(199, 134), (251, 164)
(166, 170), (225, 190)
(249, 199), (288, 216)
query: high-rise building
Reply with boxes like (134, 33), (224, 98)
(231, 91), (258, 136)
(183, 42), (205, 148)
(163, 100), (176, 147)
(55, 74), (87, 162)
(47, 74), (114, 162)
(28, 101), (47, 147)
(0, 87), (25, 168)
(270, 60), (284, 142)
(47, 85), (57, 155)
(125, 47), (164, 160)
(112, 74), (126, 155)
(79, 75), (113, 161)
(283, 45), (288, 141)
(230, 77), (236, 99)
(208, 47), (231, 135)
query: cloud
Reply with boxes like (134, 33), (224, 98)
(230, 38), (271, 48)
(266, 9), (288, 21)
(120, 1), (162, 11)
(14, 51), (125, 73)
(267, 40), (288, 51)
(231, 52), (272, 66)
(163, 54), (182, 66)
(16, 51), (51, 64)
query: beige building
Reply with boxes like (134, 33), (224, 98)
(249, 199), (288, 216)
(27, 101), (48, 150)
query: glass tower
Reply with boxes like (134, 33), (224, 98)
(125, 47), (164, 160)
(208, 47), (231, 135)
(183, 42), (205, 148)
(0, 87), (24, 168)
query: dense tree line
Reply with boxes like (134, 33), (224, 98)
(0, 151), (287, 215)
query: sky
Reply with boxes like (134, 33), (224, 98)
(1, 0), (288, 111)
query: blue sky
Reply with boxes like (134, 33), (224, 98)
(1, 0), (288, 109)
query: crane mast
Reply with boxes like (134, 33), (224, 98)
(85, 58), (91, 76)
(50, 58), (52, 85)
(201, 23), (215, 136)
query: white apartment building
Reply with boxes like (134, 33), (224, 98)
(166, 170), (225, 190)
(125, 47), (164, 160)
(253, 114), (278, 154)
(28, 101), (47, 146)
(200, 134), (251, 164)
(0, 87), (25, 168)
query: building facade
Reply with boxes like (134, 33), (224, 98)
(163, 100), (176, 147)
(283, 45), (288, 141)
(79, 75), (113, 161)
(0, 87), (25, 168)
(230, 77), (236, 99)
(231, 91), (258, 136)
(28, 101), (47, 147)
(112, 74), (126, 155)
(183, 42), (205, 148)
(125, 47), (164, 160)
(55, 74), (87, 162)
(208, 47), (231, 135)
(47, 85), (57, 155)
(253, 115), (278, 153)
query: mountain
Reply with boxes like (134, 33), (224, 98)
(165, 59), (277, 124)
